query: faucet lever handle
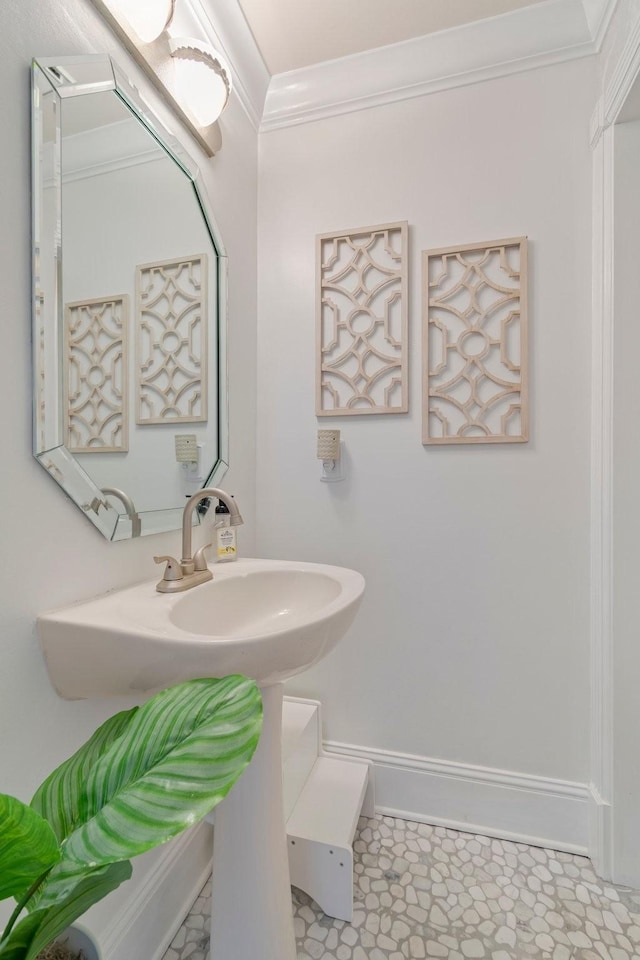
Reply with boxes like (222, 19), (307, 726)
(153, 555), (183, 581)
(193, 542), (212, 572)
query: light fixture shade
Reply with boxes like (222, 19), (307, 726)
(169, 37), (232, 127)
(109, 0), (175, 43)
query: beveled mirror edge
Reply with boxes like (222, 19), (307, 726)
(32, 60), (62, 458)
(207, 243), (229, 484)
(31, 54), (229, 540)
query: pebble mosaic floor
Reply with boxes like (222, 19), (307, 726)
(161, 815), (640, 960)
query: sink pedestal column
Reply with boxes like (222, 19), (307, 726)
(210, 681), (296, 960)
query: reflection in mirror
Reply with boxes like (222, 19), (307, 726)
(32, 55), (228, 540)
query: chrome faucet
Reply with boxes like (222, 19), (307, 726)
(101, 487), (142, 538)
(154, 488), (243, 593)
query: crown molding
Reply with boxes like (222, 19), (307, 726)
(603, 8), (640, 122)
(60, 119), (165, 183)
(260, 0), (595, 131)
(590, 95), (607, 147)
(583, 0), (620, 50)
(175, 0), (621, 135)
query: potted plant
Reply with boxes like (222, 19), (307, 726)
(35, 923), (98, 960)
(0, 675), (263, 960)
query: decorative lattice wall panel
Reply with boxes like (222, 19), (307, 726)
(65, 295), (129, 452)
(423, 237), (528, 445)
(317, 222), (408, 416)
(136, 254), (208, 424)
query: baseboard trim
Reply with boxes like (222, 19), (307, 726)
(589, 784), (613, 878)
(374, 806), (588, 857)
(325, 740), (590, 855)
(101, 821), (213, 960)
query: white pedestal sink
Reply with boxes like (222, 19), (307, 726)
(37, 558), (365, 960)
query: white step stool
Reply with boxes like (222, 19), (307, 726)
(282, 696), (375, 922)
(207, 696), (375, 922)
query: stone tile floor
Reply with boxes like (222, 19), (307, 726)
(161, 815), (640, 959)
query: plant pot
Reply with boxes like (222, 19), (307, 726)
(40, 924), (101, 960)
(64, 925), (100, 960)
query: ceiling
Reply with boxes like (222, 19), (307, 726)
(235, 0), (550, 75)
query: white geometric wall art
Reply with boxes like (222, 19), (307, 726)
(317, 221), (408, 416)
(65, 295), (129, 453)
(423, 237), (528, 445)
(136, 254), (208, 424)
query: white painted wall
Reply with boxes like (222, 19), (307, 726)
(0, 0), (257, 946)
(256, 58), (596, 785)
(0, 0), (611, 943)
(612, 115), (640, 885)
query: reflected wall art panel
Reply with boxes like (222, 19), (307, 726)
(317, 221), (408, 415)
(423, 237), (528, 444)
(65, 295), (129, 452)
(136, 254), (208, 424)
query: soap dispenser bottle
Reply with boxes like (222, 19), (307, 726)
(214, 498), (237, 562)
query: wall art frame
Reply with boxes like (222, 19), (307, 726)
(136, 253), (208, 425)
(64, 294), (129, 453)
(316, 221), (408, 416)
(423, 236), (528, 445)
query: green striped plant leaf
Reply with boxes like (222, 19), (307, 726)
(36, 676), (262, 908)
(0, 861), (131, 960)
(26, 862), (131, 960)
(0, 912), (42, 960)
(31, 707), (138, 843)
(0, 795), (59, 901)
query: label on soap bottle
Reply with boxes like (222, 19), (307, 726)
(216, 525), (237, 561)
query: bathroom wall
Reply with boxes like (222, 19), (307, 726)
(0, 1), (604, 947)
(256, 57), (596, 836)
(0, 0), (257, 949)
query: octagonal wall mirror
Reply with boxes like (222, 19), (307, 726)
(32, 54), (228, 540)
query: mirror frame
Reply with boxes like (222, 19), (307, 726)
(31, 54), (228, 540)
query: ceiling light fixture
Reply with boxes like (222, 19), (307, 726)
(89, 0), (225, 155)
(169, 37), (232, 127)
(108, 0), (175, 43)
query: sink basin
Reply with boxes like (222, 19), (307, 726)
(170, 568), (343, 636)
(37, 558), (365, 698)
